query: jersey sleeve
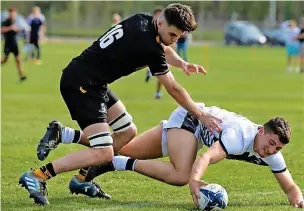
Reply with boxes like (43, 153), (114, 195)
(262, 152), (287, 173)
(40, 14), (46, 24)
(1, 20), (8, 27)
(27, 15), (32, 25)
(219, 127), (243, 156)
(148, 45), (169, 76)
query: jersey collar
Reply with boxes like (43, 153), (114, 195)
(152, 19), (161, 44)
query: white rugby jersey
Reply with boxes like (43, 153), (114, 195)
(163, 103), (286, 173)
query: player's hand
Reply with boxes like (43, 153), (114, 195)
(198, 112), (222, 133)
(182, 62), (207, 76)
(292, 199), (304, 208)
(189, 179), (209, 208)
(11, 24), (18, 31)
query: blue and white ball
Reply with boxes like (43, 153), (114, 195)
(198, 184), (228, 211)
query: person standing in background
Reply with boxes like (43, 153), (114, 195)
(111, 13), (121, 27)
(285, 20), (300, 73)
(144, 7), (165, 99)
(27, 6), (46, 65)
(1, 8), (27, 82)
(297, 18), (304, 73)
(176, 32), (189, 62)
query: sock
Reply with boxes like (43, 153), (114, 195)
(112, 155), (137, 171)
(155, 91), (162, 98)
(287, 65), (292, 72)
(76, 167), (89, 182)
(33, 163), (56, 181)
(61, 127), (82, 144)
(295, 66), (300, 73)
(85, 162), (115, 182)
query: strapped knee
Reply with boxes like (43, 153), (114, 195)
(109, 112), (133, 133)
(88, 132), (113, 148)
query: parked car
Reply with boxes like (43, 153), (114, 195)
(224, 21), (267, 46)
(263, 28), (289, 46)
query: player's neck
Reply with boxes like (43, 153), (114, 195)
(253, 134), (258, 153)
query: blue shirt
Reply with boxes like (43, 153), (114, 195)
(27, 14), (45, 38)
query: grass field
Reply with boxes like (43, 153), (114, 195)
(1, 42), (304, 211)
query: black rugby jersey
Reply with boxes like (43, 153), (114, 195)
(68, 13), (169, 84)
(1, 18), (18, 43)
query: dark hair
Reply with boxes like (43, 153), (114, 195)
(263, 117), (291, 144)
(153, 7), (163, 15)
(8, 8), (17, 12)
(163, 3), (197, 32)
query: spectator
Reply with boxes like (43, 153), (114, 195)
(285, 20), (300, 72)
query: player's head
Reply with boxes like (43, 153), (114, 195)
(157, 3), (197, 46)
(32, 6), (41, 16)
(289, 19), (297, 28)
(254, 117), (291, 158)
(8, 8), (17, 19)
(153, 7), (163, 19)
(112, 13), (121, 24)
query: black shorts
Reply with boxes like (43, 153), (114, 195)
(29, 37), (39, 45)
(60, 67), (119, 130)
(4, 42), (19, 56)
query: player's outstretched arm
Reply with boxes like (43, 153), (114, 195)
(1, 25), (14, 33)
(157, 71), (222, 132)
(163, 45), (207, 75)
(188, 141), (227, 207)
(274, 170), (304, 208)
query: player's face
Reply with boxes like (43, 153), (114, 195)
(33, 7), (40, 16)
(9, 11), (17, 19)
(254, 128), (285, 158)
(157, 20), (184, 46)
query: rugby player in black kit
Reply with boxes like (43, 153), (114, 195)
(1, 8), (26, 81)
(19, 3), (222, 205)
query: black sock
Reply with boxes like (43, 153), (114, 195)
(126, 158), (137, 171)
(38, 163), (56, 180)
(72, 130), (81, 143)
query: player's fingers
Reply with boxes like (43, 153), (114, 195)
(213, 122), (222, 133)
(214, 116), (223, 123)
(195, 190), (200, 199)
(198, 66), (207, 75)
(191, 192), (198, 207)
(183, 69), (190, 76)
(199, 180), (209, 186)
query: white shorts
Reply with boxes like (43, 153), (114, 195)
(160, 104), (206, 156)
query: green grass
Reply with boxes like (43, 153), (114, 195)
(1, 43), (304, 211)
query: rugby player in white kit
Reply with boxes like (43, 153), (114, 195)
(70, 103), (304, 208)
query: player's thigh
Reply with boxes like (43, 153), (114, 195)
(3, 43), (11, 57)
(119, 125), (163, 159)
(12, 45), (19, 57)
(106, 89), (125, 123)
(167, 128), (197, 173)
(107, 89), (134, 133)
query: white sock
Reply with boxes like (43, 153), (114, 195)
(112, 155), (130, 171)
(295, 66), (300, 73)
(61, 127), (82, 144)
(287, 66), (292, 72)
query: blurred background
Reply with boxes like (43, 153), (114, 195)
(1, 1), (304, 42)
